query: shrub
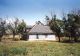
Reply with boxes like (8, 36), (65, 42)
(20, 33), (28, 40)
(14, 38), (20, 41)
(9, 47), (27, 55)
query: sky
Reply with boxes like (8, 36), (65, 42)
(0, 0), (80, 25)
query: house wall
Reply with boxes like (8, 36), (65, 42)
(38, 35), (46, 40)
(29, 35), (37, 40)
(28, 35), (56, 41)
(46, 35), (56, 40)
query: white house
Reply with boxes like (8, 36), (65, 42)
(28, 21), (56, 41)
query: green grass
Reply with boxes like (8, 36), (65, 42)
(0, 41), (80, 56)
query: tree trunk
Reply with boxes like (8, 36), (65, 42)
(58, 36), (60, 42)
(69, 36), (71, 41)
(13, 34), (15, 40)
(13, 30), (16, 40)
(13, 35), (15, 40)
(0, 38), (1, 42)
(74, 37), (78, 42)
(0, 34), (3, 42)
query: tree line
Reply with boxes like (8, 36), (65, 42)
(0, 18), (26, 41)
(0, 10), (80, 42)
(45, 10), (80, 42)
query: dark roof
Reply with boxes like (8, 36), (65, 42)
(28, 22), (54, 34)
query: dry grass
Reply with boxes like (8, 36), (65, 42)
(0, 35), (80, 56)
(0, 40), (80, 56)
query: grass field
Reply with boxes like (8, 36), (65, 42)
(0, 41), (80, 56)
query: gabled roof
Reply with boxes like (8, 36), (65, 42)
(28, 21), (54, 34)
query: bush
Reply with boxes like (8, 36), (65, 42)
(20, 33), (28, 40)
(9, 47), (27, 55)
(14, 38), (20, 41)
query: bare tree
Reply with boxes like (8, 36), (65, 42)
(7, 18), (19, 40)
(0, 18), (6, 41)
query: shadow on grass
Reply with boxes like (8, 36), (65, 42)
(60, 40), (80, 43)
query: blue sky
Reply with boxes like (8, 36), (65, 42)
(0, 0), (80, 25)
